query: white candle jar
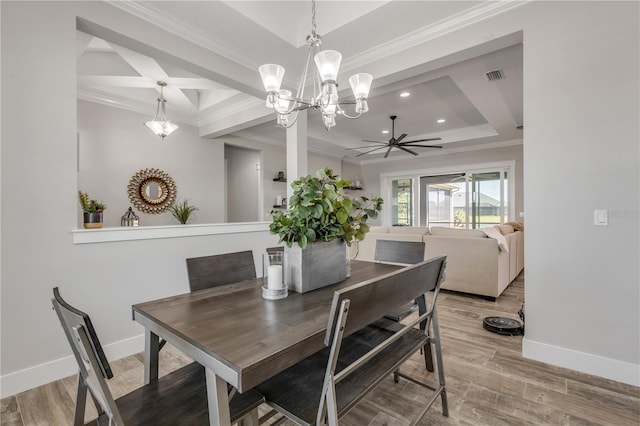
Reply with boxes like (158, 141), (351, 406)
(262, 252), (288, 300)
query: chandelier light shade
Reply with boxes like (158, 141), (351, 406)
(258, 0), (373, 130)
(144, 81), (178, 140)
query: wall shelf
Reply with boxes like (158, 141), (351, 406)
(273, 178), (287, 182)
(344, 186), (363, 190)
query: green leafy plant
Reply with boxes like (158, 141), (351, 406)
(270, 168), (383, 248)
(169, 199), (198, 224)
(78, 191), (106, 213)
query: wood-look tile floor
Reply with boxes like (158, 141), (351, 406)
(3, 273), (639, 425)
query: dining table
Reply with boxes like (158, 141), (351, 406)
(132, 260), (406, 425)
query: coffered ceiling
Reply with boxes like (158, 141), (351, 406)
(77, 1), (524, 162)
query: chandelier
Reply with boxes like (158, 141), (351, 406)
(144, 81), (178, 139)
(258, 0), (373, 130)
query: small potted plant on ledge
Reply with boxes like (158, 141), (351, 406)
(270, 168), (383, 293)
(168, 199), (198, 224)
(78, 191), (106, 229)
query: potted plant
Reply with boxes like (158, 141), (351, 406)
(168, 199), (198, 224)
(270, 168), (383, 293)
(78, 191), (106, 229)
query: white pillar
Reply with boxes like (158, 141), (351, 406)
(285, 110), (308, 200)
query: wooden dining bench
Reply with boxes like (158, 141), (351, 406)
(255, 256), (448, 425)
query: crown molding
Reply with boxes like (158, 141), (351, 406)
(342, 0), (529, 73)
(231, 130), (346, 160)
(198, 97), (265, 127)
(77, 89), (199, 127)
(356, 139), (523, 166)
(108, 0), (259, 71)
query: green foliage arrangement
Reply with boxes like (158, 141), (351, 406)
(78, 191), (106, 213)
(270, 168), (383, 249)
(169, 199), (198, 224)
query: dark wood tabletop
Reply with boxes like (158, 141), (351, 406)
(132, 260), (401, 392)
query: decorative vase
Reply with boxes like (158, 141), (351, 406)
(285, 239), (349, 293)
(83, 212), (103, 229)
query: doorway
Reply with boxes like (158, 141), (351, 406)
(224, 144), (261, 222)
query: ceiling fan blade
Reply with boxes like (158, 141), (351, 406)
(356, 146), (389, 157)
(361, 140), (388, 144)
(395, 133), (407, 143)
(398, 146), (419, 156)
(401, 144), (443, 149)
(345, 144), (389, 151)
(399, 137), (442, 144)
(384, 146), (393, 158)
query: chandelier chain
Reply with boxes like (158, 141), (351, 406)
(311, 0), (316, 37)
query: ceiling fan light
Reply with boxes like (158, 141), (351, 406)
(259, 64), (285, 92)
(349, 73), (372, 99)
(314, 50), (342, 82)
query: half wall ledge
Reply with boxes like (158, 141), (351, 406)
(72, 222), (271, 244)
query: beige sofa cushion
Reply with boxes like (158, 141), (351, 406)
(390, 226), (430, 236)
(430, 227), (486, 238)
(368, 226), (389, 233)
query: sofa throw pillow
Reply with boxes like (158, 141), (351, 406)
(498, 224), (515, 235)
(505, 221), (524, 231)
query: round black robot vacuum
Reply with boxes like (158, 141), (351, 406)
(483, 316), (524, 336)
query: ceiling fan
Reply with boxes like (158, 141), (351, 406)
(346, 115), (443, 158)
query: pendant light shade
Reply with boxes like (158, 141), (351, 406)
(313, 50), (342, 82)
(144, 81), (178, 140)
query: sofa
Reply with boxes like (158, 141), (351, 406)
(350, 224), (523, 299)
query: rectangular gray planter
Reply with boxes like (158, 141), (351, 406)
(285, 239), (349, 293)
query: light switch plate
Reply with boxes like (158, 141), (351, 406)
(594, 210), (608, 226)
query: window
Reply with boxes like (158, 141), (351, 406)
(391, 178), (413, 226)
(383, 164), (513, 229)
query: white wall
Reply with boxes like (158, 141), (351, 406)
(1, 0), (638, 397)
(78, 100), (224, 226)
(366, 0), (639, 384)
(0, 2), (281, 397)
(520, 1), (639, 383)
(225, 144), (260, 222)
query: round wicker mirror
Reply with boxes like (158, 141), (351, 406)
(127, 168), (177, 214)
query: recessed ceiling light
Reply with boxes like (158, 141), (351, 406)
(382, 130), (389, 134)
(399, 92), (410, 98)
(437, 118), (446, 124)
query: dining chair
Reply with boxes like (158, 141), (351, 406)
(374, 239), (425, 322)
(51, 287), (264, 426)
(186, 250), (256, 292)
(255, 256), (449, 426)
(374, 239), (433, 371)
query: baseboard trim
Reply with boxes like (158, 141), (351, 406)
(522, 337), (640, 387)
(0, 334), (144, 398)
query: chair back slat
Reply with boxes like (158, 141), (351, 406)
(186, 250), (256, 292)
(374, 240), (425, 265)
(325, 256), (446, 346)
(52, 288), (122, 424)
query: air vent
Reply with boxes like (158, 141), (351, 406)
(485, 69), (505, 81)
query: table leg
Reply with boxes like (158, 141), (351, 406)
(205, 367), (232, 426)
(144, 329), (160, 384)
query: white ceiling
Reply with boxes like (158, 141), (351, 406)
(77, 1), (523, 162)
